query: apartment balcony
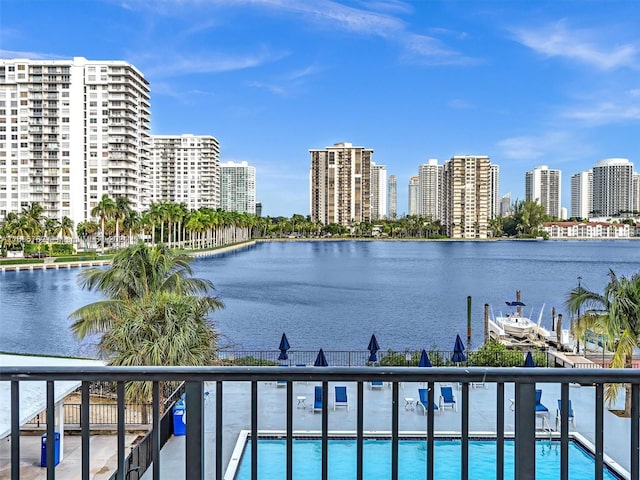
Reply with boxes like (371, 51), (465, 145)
(1, 365), (638, 480)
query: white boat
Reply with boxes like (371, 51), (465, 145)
(494, 301), (542, 339)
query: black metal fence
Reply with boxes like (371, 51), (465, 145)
(215, 349), (551, 367)
(3, 366), (639, 480)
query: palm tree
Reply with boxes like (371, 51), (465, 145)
(114, 196), (132, 249)
(55, 216), (74, 244)
(122, 209), (140, 246)
(92, 194), (116, 253)
(21, 203), (45, 241)
(69, 242), (224, 406)
(44, 218), (60, 241)
(566, 269), (640, 416)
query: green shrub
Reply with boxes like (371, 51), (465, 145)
(228, 356), (279, 366)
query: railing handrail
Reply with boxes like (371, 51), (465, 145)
(2, 365), (639, 383)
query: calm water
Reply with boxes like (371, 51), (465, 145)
(235, 439), (620, 480)
(1, 240), (640, 357)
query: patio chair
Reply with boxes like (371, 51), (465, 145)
(417, 388), (439, 415)
(439, 385), (457, 411)
(369, 380), (384, 390)
(535, 389), (550, 430)
(555, 399), (576, 430)
(535, 389), (549, 414)
(313, 386), (323, 413)
(334, 386), (349, 411)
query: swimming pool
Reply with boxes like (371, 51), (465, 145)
(233, 438), (623, 480)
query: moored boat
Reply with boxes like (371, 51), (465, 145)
(494, 301), (540, 339)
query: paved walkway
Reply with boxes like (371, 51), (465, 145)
(0, 433), (139, 480)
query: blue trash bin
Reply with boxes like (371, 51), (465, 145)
(41, 432), (60, 467)
(173, 399), (186, 436)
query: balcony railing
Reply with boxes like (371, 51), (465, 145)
(1, 366), (638, 480)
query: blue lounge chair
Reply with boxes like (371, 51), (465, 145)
(535, 389), (550, 429)
(555, 399), (575, 429)
(313, 386), (323, 413)
(417, 388), (439, 415)
(334, 386), (349, 411)
(439, 385), (457, 411)
(535, 389), (549, 414)
(369, 380), (384, 390)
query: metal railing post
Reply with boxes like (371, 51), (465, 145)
(514, 382), (536, 478)
(186, 381), (204, 480)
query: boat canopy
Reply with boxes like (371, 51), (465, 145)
(506, 301), (526, 307)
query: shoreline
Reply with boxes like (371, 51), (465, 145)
(2, 236), (638, 272)
(0, 240), (258, 272)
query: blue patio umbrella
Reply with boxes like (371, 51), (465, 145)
(368, 334), (380, 362)
(419, 349), (432, 368)
(278, 333), (291, 361)
(523, 351), (535, 367)
(451, 335), (467, 364)
(314, 348), (328, 367)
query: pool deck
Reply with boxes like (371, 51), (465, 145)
(2, 379), (632, 479)
(143, 380), (631, 479)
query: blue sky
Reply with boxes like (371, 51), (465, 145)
(2, 0), (639, 217)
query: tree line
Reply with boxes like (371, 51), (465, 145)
(1, 197), (556, 256)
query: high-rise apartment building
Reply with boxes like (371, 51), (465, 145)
(370, 162), (387, 220)
(309, 142), (372, 225)
(0, 57), (150, 228)
(592, 158), (633, 217)
(418, 159), (442, 220)
(150, 134), (220, 210)
(525, 165), (561, 218)
(220, 161), (256, 214)
(634, 173), (640, 214)
(489, 164), (500, 220)
(408, 176), (419, 216)
(387, 174), (397, 220)
(500, 193), (511, 217)
(442, 155), (491, 239)
(570, 171), (592, 219)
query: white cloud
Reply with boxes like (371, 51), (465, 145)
(510, 20), (639, 70)
(448, 98), (472, 109)
(0, 49), (64, 60)
(247, 81), (287, 95)
(497, 132), (577, 162)
(118, 0), (476, 66)
(140, 48), (289, 77)
(564, 102), (640, 125)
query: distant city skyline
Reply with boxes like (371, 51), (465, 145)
(2, 0), (639, 216)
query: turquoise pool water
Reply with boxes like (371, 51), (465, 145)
(235, 439), (621, 480)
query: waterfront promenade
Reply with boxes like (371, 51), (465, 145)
(0, 240), (257, 272)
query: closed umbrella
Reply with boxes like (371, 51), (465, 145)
(523, 351), (535, 367)
(367, 334), (380, 362)
(314, 348), (328, 367)
(278, 333), (291, 361)
(451, 334), (467, 364)
(419, 349), (432, 367)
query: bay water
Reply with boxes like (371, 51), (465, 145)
(1, 240), (639, 358)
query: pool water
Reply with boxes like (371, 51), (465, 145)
(235, 439), (621, 480)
